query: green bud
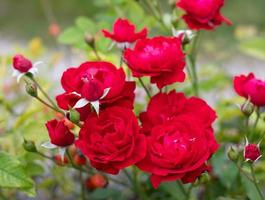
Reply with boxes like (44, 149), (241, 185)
(69, 109), (80, 124)
(241, 98), (254, 116)
(23, 139), (37, 152)
(198, 173), (210, 184)
(84, 34), (95, 48)
(227, 147), (239, 161)
(25, 83), (37, 97)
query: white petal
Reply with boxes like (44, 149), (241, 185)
(33, 61), (44, 68)
(41, 141), (57, 149)
(29, 67), (38, 75)
(58, 147), (66, 161)
(17, 73), (25, 83)
(73, 98), (89, 108)
(100, 88), (111, 99)
(71, 92), (81, 97)
(91, 101), (100, 115)
(12, 69), (20, 77)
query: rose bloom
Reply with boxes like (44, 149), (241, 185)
(176, 0), (232, 30)
(45, 119), (75, 147)
(234, 73), (265, 106)
(75, 106), (146, 174)
(13, 54), (32, 73)
(102, 18), (147, 44)
(137, 91), (218, 188)
(244, 144), (261, 162)
(124, 36), (186, 89)
(56, 61), (135, 120)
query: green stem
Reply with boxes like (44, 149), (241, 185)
(233, 161), (254, 182)
(177, 181), (188, 199)
(132, 167), (148, 200)
(250, 165), (265, 200)
(138, 78), (151, 99)
(79, 170), (86, 200)
(253, 107), (260, 129)
(35, 96), (64, 114)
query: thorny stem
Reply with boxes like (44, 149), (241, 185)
(250, 165), (265, 200)
(138, 78), (151, 99)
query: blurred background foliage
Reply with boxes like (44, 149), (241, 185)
(0, 0), (265, 199)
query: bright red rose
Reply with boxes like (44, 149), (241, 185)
(102, 18), (147, 43)
(244, 143), (261, 162)
(45, 119), (75, 147)
(137, 91), (218, 188)
(12, 54), (32, 73)
(234, 73), (265, 106)
(124, 36), (186, 89)
(56, 61), (136, 119)
(75, 106), (146, 174)
(176, 0), (232, 30)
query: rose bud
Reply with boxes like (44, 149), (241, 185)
(73, 154), (86, 166)
(25, 82), (38, 97)
(240, 99), (254, 116)
(63, 118), (75, 130)
(48, 23), (61, 37)
(23, 139), (37, 153)
(54, 154), (69, 166)
(84, 34), (95, 48)
(69, 109), (80, 124)
(85, 174), (108, 190)
(13, 54), (33, 73)
(227, 147), (239, 161)
(45, 119), (75, 147)
(234, 73), (265, 107)
(244, 143), (262, 162)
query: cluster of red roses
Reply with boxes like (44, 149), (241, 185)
(12, 0), (233, 189)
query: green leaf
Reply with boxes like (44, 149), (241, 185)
(239, 37), (265, 60)
(0, 152), (35, 195)
(58, 27), (84, 45)
(241, 175), (263, 200)
(75, 16), (96, 33)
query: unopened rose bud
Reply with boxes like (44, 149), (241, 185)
(227, 147), (239, 161)
(53, 154), (69, 166)
(23, 139), (37, 152)
(85, 174), (108, 190)
(198, 173), (210, 184)
(241, 99), (254, 116)
(69, 109), (80, 124)
(12, 54), (32, 73)
(73, 154), (86, 166)
(25, 83), (38, 97)
(244, 143), (261, 162)
(85, 34), (95, 48)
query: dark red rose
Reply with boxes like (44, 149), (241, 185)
(234, 73), (265, 106)
(75, 106), (146, 174)
(102, 18), (147, 43)
(244, 144), (261, 162)
(124, 36), (186, 89)
(12, 54), (32, 73)
(137, 91), (218, 188)
(45, 119), (75, 147)
(56, 61), (136, 119)
(176, 0), (232, 30)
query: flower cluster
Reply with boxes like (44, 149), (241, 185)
(13, 4), (229, 187)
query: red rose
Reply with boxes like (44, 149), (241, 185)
(102, 18), (147, 43)
(124, 36), (186, 89)
(45, 119), (75, 147)
(234, 73), (265, 106)
(176, 0), (232, 30)
(12, 54), (32, 73)
(244, 143), (261, 162)
(75, 106), (146, 174)
(56, 61), (135, 119)
(137, 91), (218, 188)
